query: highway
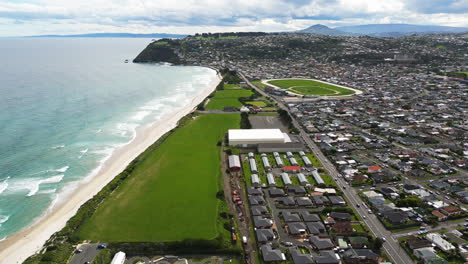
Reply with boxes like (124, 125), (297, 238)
(240, 73), (415, 264)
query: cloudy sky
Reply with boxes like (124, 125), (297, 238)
(1, 0), (467, 36)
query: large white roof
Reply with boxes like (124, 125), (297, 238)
(228, 129), (285, 142)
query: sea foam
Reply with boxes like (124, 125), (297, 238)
(0, 177), (10, 195)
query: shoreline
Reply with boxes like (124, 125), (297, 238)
(0, 68), (221, 264)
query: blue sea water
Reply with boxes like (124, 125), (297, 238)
(0, 38), (216, 240)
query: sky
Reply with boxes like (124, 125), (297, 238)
(0, 0), (467, 36)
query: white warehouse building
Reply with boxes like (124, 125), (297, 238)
(228, 129), (290, 146)
(111, 251), (126, 264)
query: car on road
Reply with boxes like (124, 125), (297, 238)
(281, 241), (294, 247)
(356, 204), (360, 208)
(85, 262), (91, 264)
(368, 210), (373, 214)
(382, 237), (386, 242)
(363, 216), (366, 219)
(75, 248), (83, 253)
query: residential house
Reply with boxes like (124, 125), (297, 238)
(260, 244), (286, 262)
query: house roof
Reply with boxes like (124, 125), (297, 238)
(290, 249), (314, 264)
(256, 229), (275, 243)
(260, 244), (286, 262)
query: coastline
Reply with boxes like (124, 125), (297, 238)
(0, 68), (221, 264)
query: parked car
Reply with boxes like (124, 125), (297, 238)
(281, 241), (294, 247)
(75, 248), (83, 253)
(97, 244), (106, 249)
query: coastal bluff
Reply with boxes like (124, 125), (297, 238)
(133, 40), (183, 64)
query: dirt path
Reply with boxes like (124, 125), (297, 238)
(220, 150), (256, 264)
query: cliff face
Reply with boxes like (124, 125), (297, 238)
(133, 42), (183, 64)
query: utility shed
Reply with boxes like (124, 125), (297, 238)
(302, 156), (312, 167)
(111, 251), (126, 264)
(266, 173), (276, 186)
(312, 169), (324, 185)
(249, 159), (258, 174)
(228, 155), (241, 171)
(275, 156), (284, 167)
(228, 129), (286, 146)
(281, 173), (292, 186)
(297, 173), (309, 186)
(289, 157), (299, 166)
(251, 174), (261, 186)
(262, 156), (271, 169)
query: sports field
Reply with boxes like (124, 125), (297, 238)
(205, 89), (253, 110)
(78, 114), (240, 242)
(267, 79), (356, 96)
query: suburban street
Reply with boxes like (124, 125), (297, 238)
(241, 73), (415, 264)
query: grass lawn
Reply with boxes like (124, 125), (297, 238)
(245, 101), (267, 107)
(205, 89), (253, 110)
(78, 114), (240, 242)
(224, 83), (242, 90)
(251, 81), (267, 90)
(267, 79), (356, 96)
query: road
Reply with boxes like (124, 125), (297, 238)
(240, 73), (415, 264)
(69, 243), (101, 264)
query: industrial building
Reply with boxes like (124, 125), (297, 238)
(297, 173), (309, 186)
(249, 158), (258, 174)
(252, 174), (261, 187)
(281, 173), (292, 186)
(110, 251), (126, 264)
(312, 169), (325, 185)
(228, 155), (241, 171)
(228, 129), (290, 146)
(266, 173), (276, 186)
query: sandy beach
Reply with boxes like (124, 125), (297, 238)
(0, 70), (220, 264)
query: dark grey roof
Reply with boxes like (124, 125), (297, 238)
(269, 188), (285, 197)
(282, 211), (302, 222)
(290, 249), (314, 264)
(251, 205), (269, 216)
(306, 222), (326, 235)
(315, 250), (339, 264)
(276, 196), (296, 206)
(309, 236), (335, 250)
(247, 187), (263, 195)
(253, 216), (273, 228)
(383, 211), (408, 224)
(260, 244), (285, 262)
(301, 212), (321, 222)
(255, 229), (275, 243)
(343, 248), (379, 261)
(249, 195), (266, 206)
(328, 196), (346, 205)
(288, 222), (307, 235)
(329, 212), (351, 221)
(296, 197), (313, 207)
(287, 186), (307, 195)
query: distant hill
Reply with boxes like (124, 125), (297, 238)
(26, 33), (187, 38)
(298, 23), (468, 37)
(297, 24), (354, 36)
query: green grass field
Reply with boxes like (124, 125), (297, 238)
(205, 89), (253, 110)
(245, 101), (267, 107)
(267, 79), (356, 96)
(251, 81), (267, 90)
(78, 114), (240, 242)
(223, 84), (242, 90)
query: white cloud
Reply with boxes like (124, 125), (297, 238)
(0, 0), (466, 36)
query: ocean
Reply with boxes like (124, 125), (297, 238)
(0, 38), (216, 240)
